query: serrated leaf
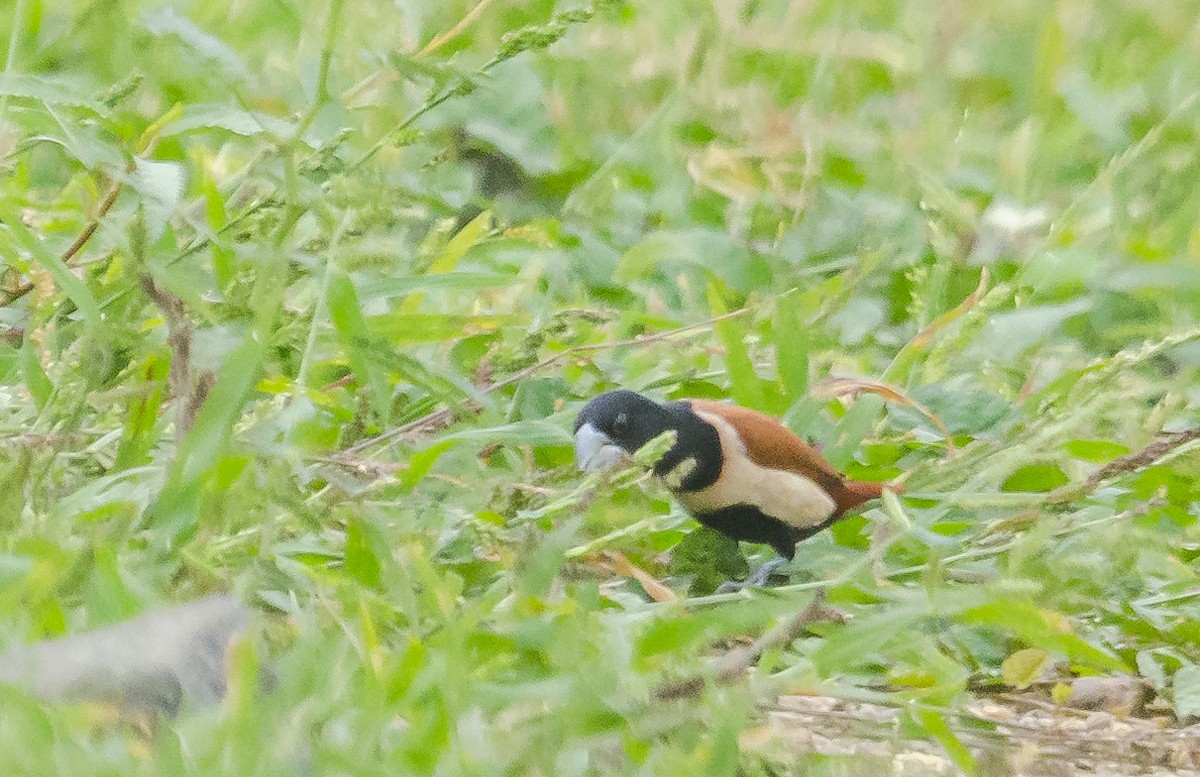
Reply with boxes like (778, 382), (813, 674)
(666, 526), (748, 596)
(140, 8), (249, 82)
(508, 378), (569, 421)
(0, 73), (103, 112)
(163, 105), (298, 139)
(128, 159), (186, 240)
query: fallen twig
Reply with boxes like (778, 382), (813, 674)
(138, 274), (204, 437)
(2, 181), (123, 306)
(1079, 427), (1200, 494)
(989, 427), (1200, 533)
(654, 593), (836, 701)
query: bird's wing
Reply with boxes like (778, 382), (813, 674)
(686, 399), (846, 495)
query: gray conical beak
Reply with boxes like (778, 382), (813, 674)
(574, 422), (628, 472)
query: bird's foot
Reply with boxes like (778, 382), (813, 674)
(716, 558), (789, 593)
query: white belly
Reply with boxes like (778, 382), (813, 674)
(672, 409), (837, 528)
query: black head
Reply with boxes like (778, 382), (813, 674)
(573, 389), (722, 491)
(574, 390), (675, 452)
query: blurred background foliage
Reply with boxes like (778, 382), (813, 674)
(0, 0), (1198, 773)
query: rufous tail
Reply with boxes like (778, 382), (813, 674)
(834, 479), (903, 514)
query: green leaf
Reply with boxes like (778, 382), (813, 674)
(709, 698), (742, 777)
(1032, 15), (1066, 117)
(1001, 462), (1069, 492)
(359, 272), (512, 301)
(19, 336), (51, 409)
(401, 211), (492, 313)
(390, 353), (473, 403)
(1063, 439), (1130, 463)
(344, 517), (383, 589)
(614, 228), (767, 293)
(147, 336), (264, 547)
(0, 73), (103, 111)
(636, 614), (712, 660)
(706, 278), (764, 409)
(773, 296), (809, 400)
(0, 553), (33, 590)
(824, 393), (885, 470)
(959, 599), (1124, 671)
(814, 603), (927, 674)
(163, 104), (298, 138)
(440, 420), (572, 448)
(884, 268), (989, 385)
(201, 174), (235, 288)
(400, 440), (457, 491)
(140, 7), (249, 81)
(1174, 665), (1200, 719)
(508, 378), (569, 421)
(666, 526), (748, 596)
(889, 382), (1012, 436)
(113, 356), (169, 471)
(1001, 648), (1051, 689)
(514, 524), (573, 598)
(328, 272), (391, 423)
(978, 301), (1092, 362)
(366, 312), (516, 344)
(908, 706), (976, 773)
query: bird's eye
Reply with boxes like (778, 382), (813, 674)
(613, 413), (629, 434)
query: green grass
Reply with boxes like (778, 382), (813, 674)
(1, 0), (1199, 773)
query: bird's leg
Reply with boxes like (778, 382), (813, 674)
(716, 557), (789, 593)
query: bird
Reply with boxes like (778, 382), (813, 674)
(573, 389), (897, 588)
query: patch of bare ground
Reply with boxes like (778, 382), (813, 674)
(748, 694), (1200, 776)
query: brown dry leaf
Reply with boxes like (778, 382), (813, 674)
(810, 376), (956, 449)
(600, 550), (678, 603)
